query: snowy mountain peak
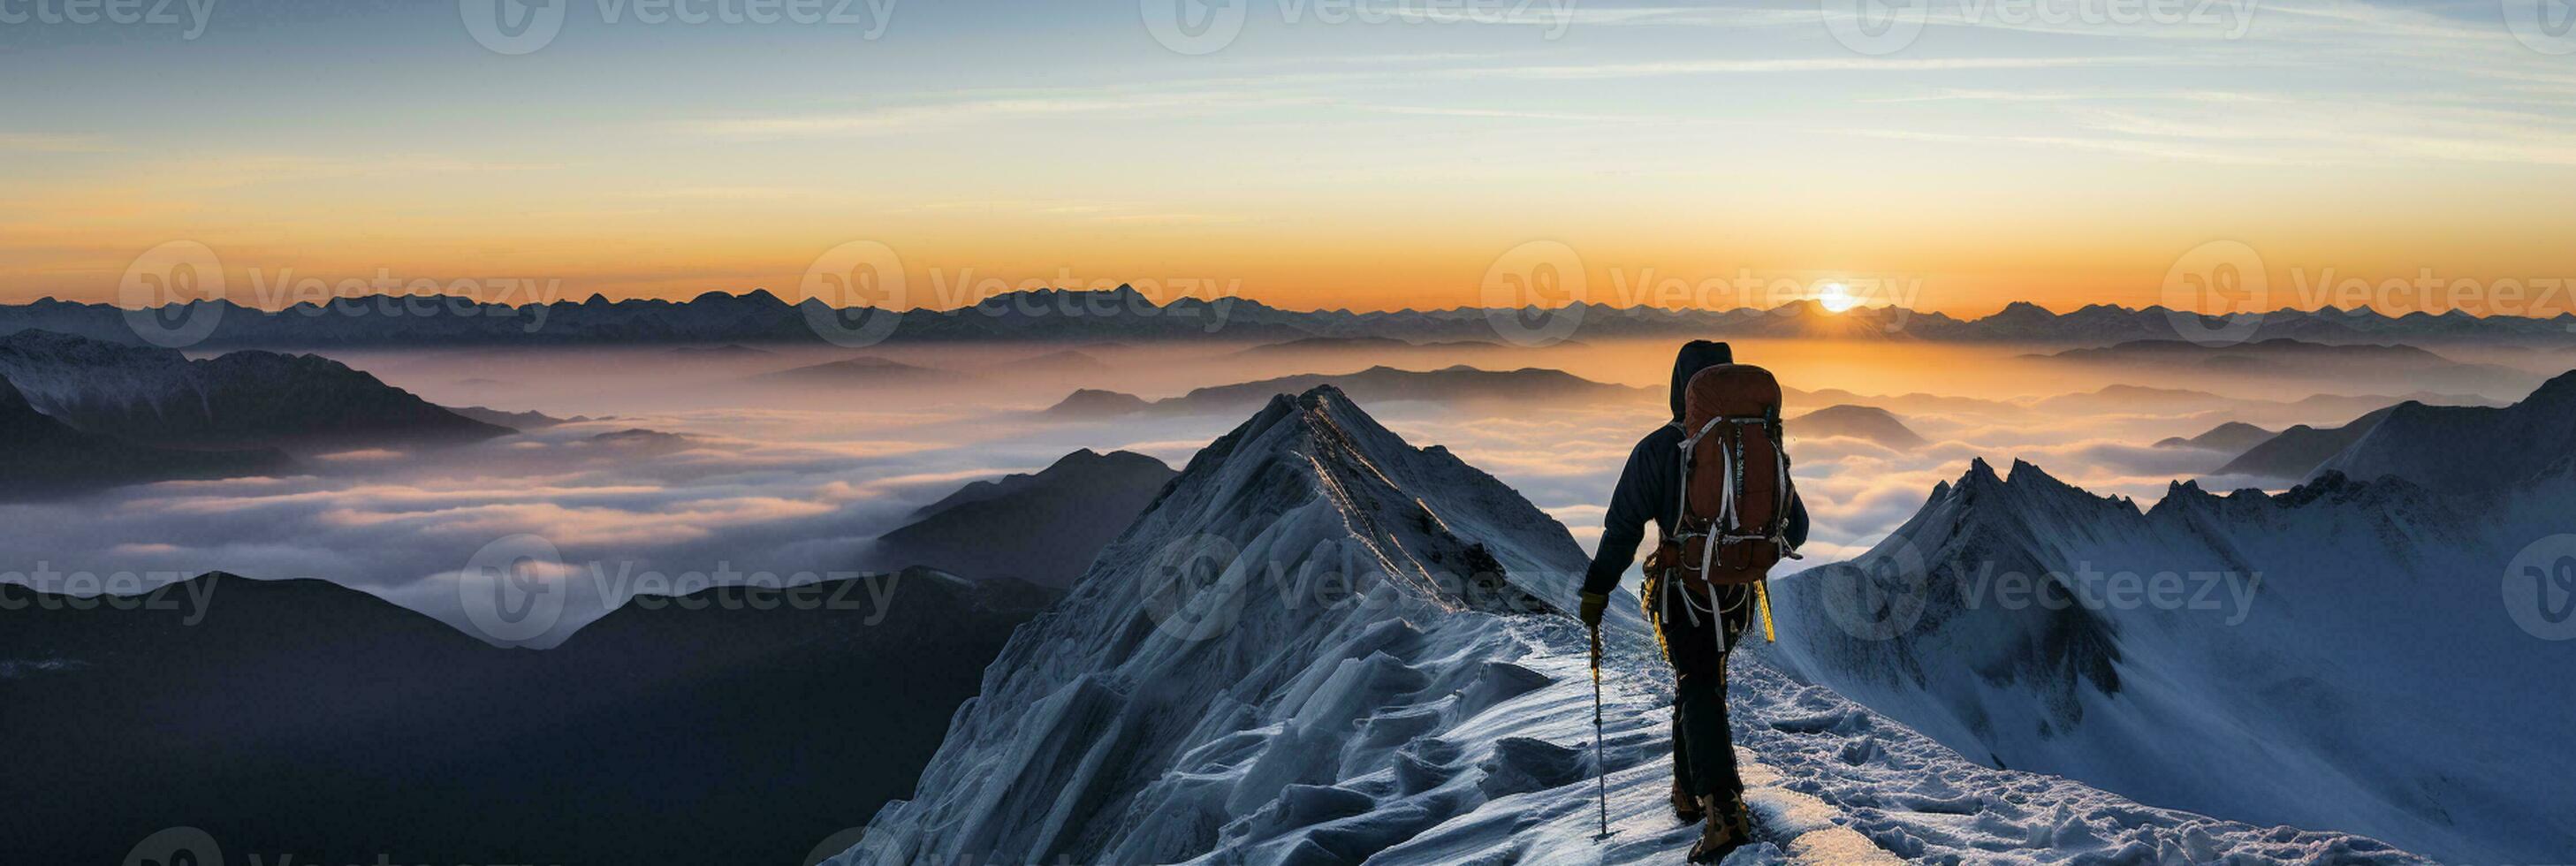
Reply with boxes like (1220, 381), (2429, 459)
(847, 385), (1606, 864)
(1157, 384), (1577, 614)
(1963, 455), (2002, 484)
(1767, 435), (2576, 862)
(1944, 457), (2135, 519)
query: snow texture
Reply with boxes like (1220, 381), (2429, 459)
(1762, 452), (2576, 863)
(841, 386), (2438, 865)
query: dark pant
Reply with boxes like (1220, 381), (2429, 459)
(1655, 579), (1752, 801)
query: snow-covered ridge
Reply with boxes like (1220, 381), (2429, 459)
(846, 385), (1608, 862)
(1762, 440), (2576, 862)
(842, 387), (2432, 866)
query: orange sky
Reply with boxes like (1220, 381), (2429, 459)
(7, 0), (2576, 319)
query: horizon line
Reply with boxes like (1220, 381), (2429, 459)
(12, 288), (2576, 324)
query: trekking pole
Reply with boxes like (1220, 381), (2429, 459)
(1590, 624), (1611, 841)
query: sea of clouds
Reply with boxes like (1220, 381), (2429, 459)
(4, 337), (2542, 645)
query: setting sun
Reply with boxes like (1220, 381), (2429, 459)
(1818, 282), (1860, 314)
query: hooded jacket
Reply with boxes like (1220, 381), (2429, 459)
(1577, 340), (1811, 597)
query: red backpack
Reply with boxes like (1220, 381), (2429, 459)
(1650, 363), (1798, 645)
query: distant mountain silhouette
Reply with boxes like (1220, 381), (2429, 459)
(746, 354), (965, 386)
(2275, 390), (2502, 421)
(1044, 388), (1155, 418)
(0, 376), (290, 499)
(2155, 421), (2276, 453)
(1230, 336), (1509, 356)
(11, 291), (2572, 347)
(2047, 338), (2447, 366)
(0, 330), (508, 453)
(449, 405), (592, 429)
(978, 347), (1113, 373)
(2029, 384), (2237, 415)
(1790, 404), (1928, 448)
(2312, 369), (2576, 493)
(582, 428), (704, 452)
(2214, 406), (2399, 480)
(666, 343), (775, 358)
(875, 449), (1178, 588)
(1, 568), (1055, 866)
(1043, 365), (1643, 417)
(2038, 338), (2537, 393)
(1784, 387), (2032, 419)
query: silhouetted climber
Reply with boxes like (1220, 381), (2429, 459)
(1578, 339), (1810, 862)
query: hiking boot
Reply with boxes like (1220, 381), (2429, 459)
(1686, 794), (1751, 863)
(1670, 777), (1703, 823)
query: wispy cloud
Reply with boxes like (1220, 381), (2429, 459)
(1466, 55), (2215, 80)
(0, 132), (115, 153)
(1827, 127), (2290, 165)
(697, 92), (1325, 140)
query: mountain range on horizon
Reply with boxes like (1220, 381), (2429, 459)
(7, 288), (2574, 347)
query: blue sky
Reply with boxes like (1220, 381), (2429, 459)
(5, 0), (2575, 315)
